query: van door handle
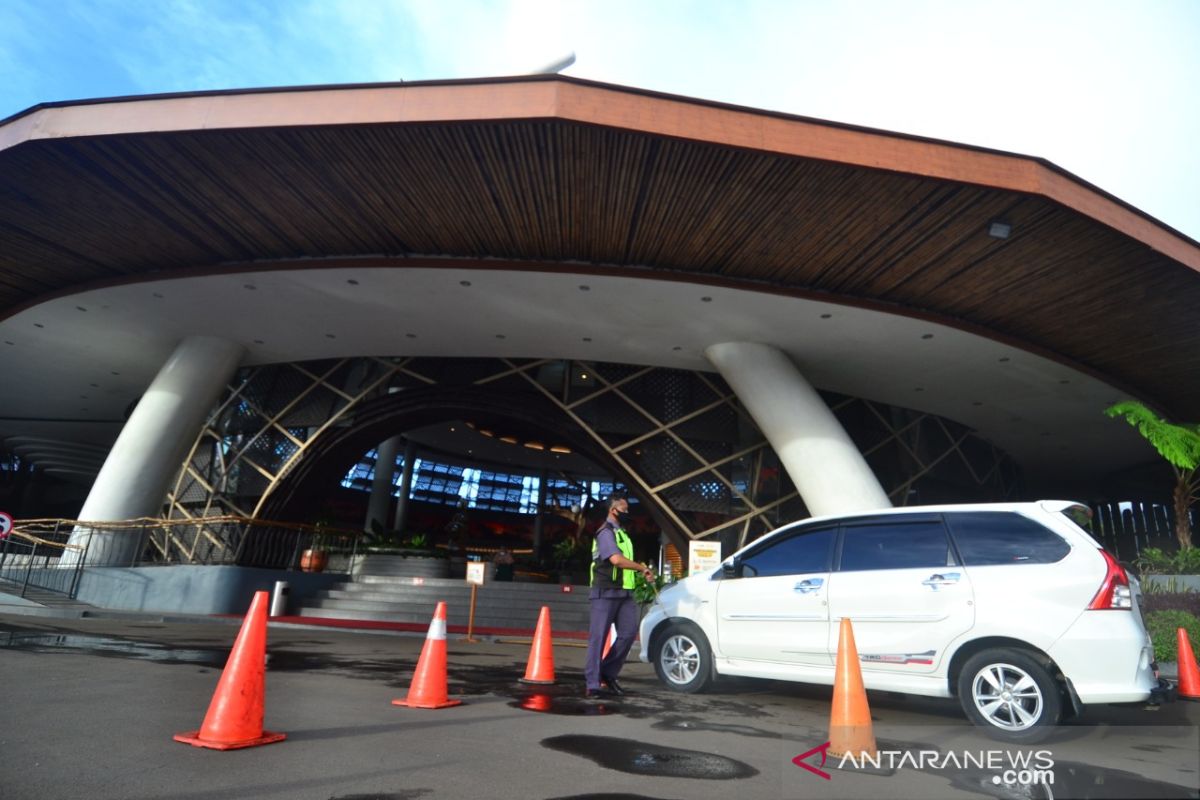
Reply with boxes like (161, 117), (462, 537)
(921, 572), (961, 590)
(794, 578), (824, 594)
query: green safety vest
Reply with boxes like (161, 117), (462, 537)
(591, 525), (636, 590)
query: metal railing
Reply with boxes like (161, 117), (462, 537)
(1, 517), (366, 599)
(0, 523), (88, 599)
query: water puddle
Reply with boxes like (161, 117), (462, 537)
(541, 734), (759, 780)
(510, 690), (616, 716)
(0, 631), (227, 666)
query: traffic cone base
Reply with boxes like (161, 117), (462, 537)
(392, 601), (462, 709)
(174, 591), (286, 750)
(520, 606), (557, 685)
(1177, 627), (1200, 701)
(827, 617), (877, 759)
(392, 696), (463, 709)
(173, 729), (287, 750)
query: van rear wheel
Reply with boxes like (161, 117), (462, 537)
(958, 648), (1062, 742)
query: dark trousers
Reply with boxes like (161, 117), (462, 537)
(584, 594), (639, 690)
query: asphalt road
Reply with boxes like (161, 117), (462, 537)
(0, 612), (1197, 800)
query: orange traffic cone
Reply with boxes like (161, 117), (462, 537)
(174, 591), (287, 750)
(601, 623), (617, 661)
(393, 601), (462, 709)
(1177, 627), (1200, 700)
(827, 617), (877, 760)
(520, 606), (557, 684)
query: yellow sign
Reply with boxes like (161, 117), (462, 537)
(688, 540), (723, 576)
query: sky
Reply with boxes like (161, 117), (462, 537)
(1, 0), (1197, 241)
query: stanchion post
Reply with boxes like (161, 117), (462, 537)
(466, 583), (479, 643)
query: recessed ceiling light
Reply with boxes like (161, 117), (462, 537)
(579, 285), (590, 291)
(4, 341), (13, 346)
(550, 445), (572, 454)
(580, 373), (588, 380)
(987, 220), (1012, 239)
(76, 306), (87, 312)
(406, 333), (417, 339)
(111, 371), (120, 376)
(524, 441), (545, 450)
(921, 334), (934, 340)
(672, 346), (682, 351)
(914, 387), (924, 392)
(582, 337), (592, 342)
(325, 333), (336, 339)
(998, 357), (1010, 363)
(495, 334), (506, 339)
(152, 293), (163, 299)
(347, 279), (359, 285)
(244, 284), (257, 290)
(820, 313), (832, 319)
(460, 280), (472, 287)
(253, 339), (264, 345)
(500, 436), (518, 444)
(701, 297), (712, 303)
(33, 323), (44, 328)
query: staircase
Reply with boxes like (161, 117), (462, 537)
(295, 558), (592, 633)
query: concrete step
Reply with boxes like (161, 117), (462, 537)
(301, 597), (590, 625)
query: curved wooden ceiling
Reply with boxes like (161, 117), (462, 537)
(2, 75), (1198, 416)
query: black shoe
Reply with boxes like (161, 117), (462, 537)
(584, 687), (611, 698)
(602, 677), (626, 695)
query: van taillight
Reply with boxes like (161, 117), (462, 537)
(1088, 549), (1132, 610)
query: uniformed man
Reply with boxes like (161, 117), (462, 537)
(584, 490), (655, 697)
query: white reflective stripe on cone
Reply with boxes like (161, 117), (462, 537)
(428, 618), (447, 640)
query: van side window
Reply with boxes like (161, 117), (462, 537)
(946, 512), (1069, 565)
(838, 521), (953, 571)
(740, 528), (835, 577)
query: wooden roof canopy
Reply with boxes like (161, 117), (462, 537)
(2, 74), (1198, 417)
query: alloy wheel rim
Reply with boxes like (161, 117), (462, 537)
(971, 662), (1044, 730)
(661, 634), (700, 684)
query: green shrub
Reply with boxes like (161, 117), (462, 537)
(1144, 609), (1200, 663)
(1134, 546), (1200, 576)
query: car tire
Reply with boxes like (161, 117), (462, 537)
(957, 648), (1062, 741)
(653, 620), (713, 693)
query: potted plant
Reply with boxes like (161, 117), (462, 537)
(299, 523), (330, 573)
(553, 537), (582, 585)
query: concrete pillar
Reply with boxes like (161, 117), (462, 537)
(705, 341), (890, 517)
(533, 467), (548, 556)
(393, 438), (418, 535)
(68, 336), (244, 565)
(365, 435), (402, 533)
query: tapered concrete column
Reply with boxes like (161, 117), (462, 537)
(68, 336), (244, 565)
(365, 435), (402, 533)
(705, 342), (890, 517)
(393, 438), (418, 536)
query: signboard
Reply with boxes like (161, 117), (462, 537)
(688, 540), (722, 576)
(466, 560), (487, 586)
(0, 511), (11, 540)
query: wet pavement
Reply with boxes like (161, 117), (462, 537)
(0, 612), (1198, 800)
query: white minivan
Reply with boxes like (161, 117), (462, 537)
(639, 501), (1172, 740)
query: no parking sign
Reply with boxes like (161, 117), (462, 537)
(0, 511), (12, 540)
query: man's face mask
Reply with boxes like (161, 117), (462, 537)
(616, 510), (631, 527)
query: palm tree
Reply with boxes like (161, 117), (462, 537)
(1104, 401), (1200, 549)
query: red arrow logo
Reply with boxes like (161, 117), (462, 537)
(792, 741), (832, 780)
